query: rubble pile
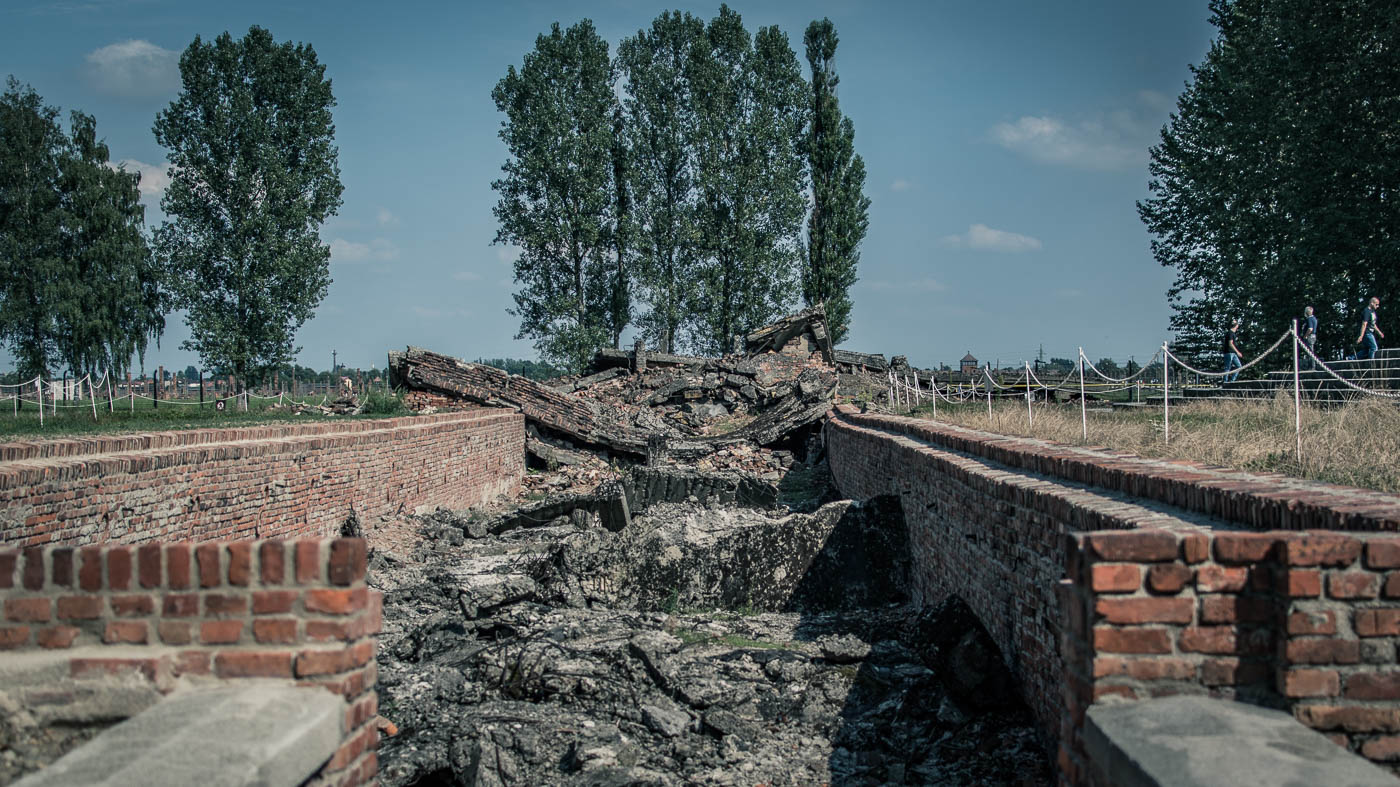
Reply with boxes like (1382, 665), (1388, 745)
(373, 462), (1051, 786)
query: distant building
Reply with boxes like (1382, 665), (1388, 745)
(960, 352), (979, 375)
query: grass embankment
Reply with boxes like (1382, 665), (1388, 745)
(0, 390), (409, 441)
(907, 396), (1400, 494)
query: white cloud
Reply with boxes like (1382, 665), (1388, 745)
(376, 208), (400, 228)
(84, 39), (179, 98)
(989, 92), (1167, 171)
(110, 159), (170, 200)
(330, 237), (399, 264)
(941, 224), (1043, 253)
(453, 271), (482, 282)
(891, 179), (913, 192)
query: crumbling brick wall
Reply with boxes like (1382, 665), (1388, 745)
(0, 410), (524, 548)
(0, 537), (382, 785)
(824, 405), (1400, 784)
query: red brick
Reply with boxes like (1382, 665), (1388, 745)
(0, 626), (30, 649)
(306, 619), (353, 642)
(1287, 638), (1360, 665)
(1182, 533), (1209, 564)
(6, 597), (51, 623)
(1328, 572), (1380, 600)
(296, 648), (352, 677)
(0, 551), (15, 589)
(78, 547), (102, 591)
(1285, 534), (1361, 567)
(1089, 564), (1139, 593)
(196, 544), (221, 588)
(1095, 597), (1194, 625)
(37, 625), (79, 649)
(296, 540), (322, 584)
(260, 541), (286, 584)
(365, 591), (384, 636)
(158, 621), (192, 645)
(254, 618), (298, 644)
(1092, 684), (1138, 702)
(1180, 626), (1237, 654)
(138, 544), (161, 588)
(1366, 539), (1400, 570)
(1201, 657), (1269, 686)
(175, 650), (210, 676)
(305, 587), (367, 615)
(215, 650), (294, 678)
(103, 621), (149, 644)
(70, 657), (162, 682)
(166, 544), (191, 589)
(1088, 532), (1178, 562)
(1347, 672), (1400, 700)
(1199, 595), (1272, 624)
(21, 548), (44, 591)
(1362, 736), (1400, 761)
(253, 590), (297, 615)
(200, 619), (244, 645)
(51, 548), (73, 586)
(329, 539), (367, 586)
(56, 595), (102, 620)
(107, 547), (132, 590)
(1093, 627), (1172, 654)
(1146, 563), (1192, 594)
(110, 595), (154, 617)
(227, 543), (252, 586)
(203, 593), (248, 617)
(1288, 610), (1337, 636)
(1386, 573), (1400, 599)
(1214, 533), (1278, 564)
(1297, 705), (1400, 733)
(162, 593), (198, 617)
(1282, 668), (1341, 697)
(1286, 570), (1322, 597)
(1358, 609), (1400, 637)
(1195, 564), (1249, 593)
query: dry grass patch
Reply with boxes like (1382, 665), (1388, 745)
(909, 395), (1400, 494)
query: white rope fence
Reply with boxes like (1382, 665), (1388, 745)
(879, 324), (1398, 458)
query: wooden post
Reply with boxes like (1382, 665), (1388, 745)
(36, 378), (43, 427)
(986, 367), (992, 421)
(127, 371), (134, 413)
(88, 377), (98, 422)
(1163, 342), (1170, 444)
(199, 368), (204, 406)
(106, 372), (114, 413)
(1025, 362), (1033, 428)
(1292, 319), (1302, 461)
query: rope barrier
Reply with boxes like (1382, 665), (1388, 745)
(1165, 330), (1291, 377)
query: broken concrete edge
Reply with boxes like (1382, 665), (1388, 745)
(1082, 696), (1397, 787)
(14, 683), (345, 787)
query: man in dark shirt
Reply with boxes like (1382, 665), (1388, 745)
(1301, 306), (1318, 370)
(1222, 318), (1242, 383)
(1357, 297), (1384, 361)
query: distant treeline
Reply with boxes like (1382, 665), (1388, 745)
(475, 358), (567, 381)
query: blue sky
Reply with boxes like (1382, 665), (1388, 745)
(1, 0), (1217, 373)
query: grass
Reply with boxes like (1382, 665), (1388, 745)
(906, 394), (1400, 494)
(675, 628), (791, 650)
(0, 393), (412, 440)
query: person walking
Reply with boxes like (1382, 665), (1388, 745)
(1301, 305), (1318, 370)
(1223, 318), (1243, 383)
(1357, 297), (1385, 361)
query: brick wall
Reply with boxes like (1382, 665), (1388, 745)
(0, 410), (525, 548)
(0, 537), (382, 785)
(1061, 529), (1400, 783)
(823, 406), (1400, 784)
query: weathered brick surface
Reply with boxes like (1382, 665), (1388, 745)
(824, 407), (1400, 783)
(0, 537), (384, 784)
(0, 410), (524, 548)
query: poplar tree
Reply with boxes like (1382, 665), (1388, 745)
(153, 26), (342, 389)
(1140, 0), (1400, 363)
(690, 6), (807, 355)
(618, 11), (706, 355)
(802, 19), (869, 346)
(492, 20), (619, 371)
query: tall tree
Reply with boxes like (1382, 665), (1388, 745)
(0, 79), (162, 380)
(606, 106), (632, 349)
(1140, 0), (1400, 364)
(690, 6), (807, 355)
(618, 11), (706, 355)
(493, 20), (619, 371)
(153, 26), (343, 388)
(802, 19), (869, 346)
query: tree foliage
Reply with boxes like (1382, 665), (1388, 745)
(1140, 0), (1400, 364)
(801, 19), (869, 346)
(492, 20), (620, 372)
(153, 26), (343, 388)
(0, 78), (163, 380)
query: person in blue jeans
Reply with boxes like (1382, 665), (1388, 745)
(1222, 318), (1243, 382)
(1357, 297), (1384, 360)
(1301, 305), (1318, 370)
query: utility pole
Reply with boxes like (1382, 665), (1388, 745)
(331, 350), (337, 375)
